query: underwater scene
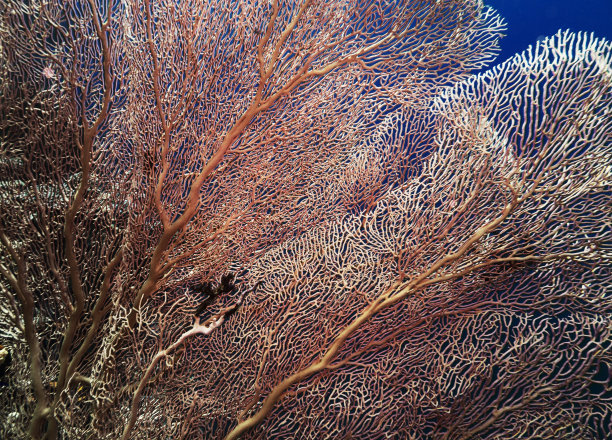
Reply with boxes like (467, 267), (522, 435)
(0, 1), (610, 439)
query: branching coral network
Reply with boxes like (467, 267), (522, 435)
(0, 1), (610, 439)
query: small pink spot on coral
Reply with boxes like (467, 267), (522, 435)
(42, 66), (55, 79)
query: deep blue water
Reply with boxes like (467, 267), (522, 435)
(486, 0), (612, 65)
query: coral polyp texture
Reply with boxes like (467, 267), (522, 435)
(0, 1), (610, 439)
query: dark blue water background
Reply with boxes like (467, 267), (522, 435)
(487, 0), (612, 66)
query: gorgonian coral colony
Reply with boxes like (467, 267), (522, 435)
(0, 1), (610, 439)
